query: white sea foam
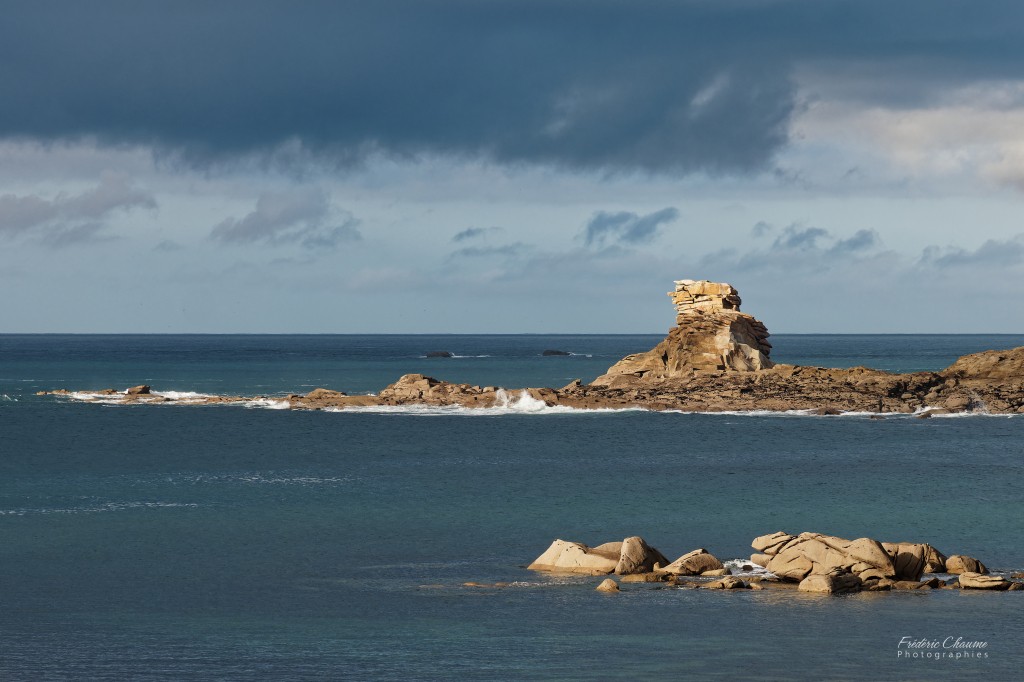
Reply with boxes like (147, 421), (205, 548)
(329, 389), (648, 416)
(237, 398), (291, 410)
(175, 473), (354, 485)
(152, 390), (215, 401)
(722, 559), (776, 577)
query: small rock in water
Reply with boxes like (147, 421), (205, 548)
(425, 351), (454, 358)
(595, 578), (620, 593)
(126, 385), (151, 395)
(542, 349), (571, 356)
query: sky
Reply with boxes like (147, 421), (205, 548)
(2, 0), (1024, 333)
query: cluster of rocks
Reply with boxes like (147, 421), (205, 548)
(749, 531), (1015, 593)
(527, 532), (1023, 595)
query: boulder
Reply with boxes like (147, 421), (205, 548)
(946, 555), (988, 575)
(765, 532), (894, 581)
(798, 573), (862, 594)
(305, 388), (347, 400)
(620, 573), (665, 583)
(528, 537), (668, 576)
(701, 568), (730, 577)
(958, 572), (1010, 590)
(752, 531), (795, 555)
(615, 536), (669, 575)
(881, 542), (929, 581)
(750, 553), (771, 568)
(126, 385), (151, 395)
(425, 351), (454, 358)
(595, 578), (620, 593)
(703, 576), (748, 590)
(657, 549), (724, 576)
(527, 539), (619, 575)
(923, 546), (948, 574)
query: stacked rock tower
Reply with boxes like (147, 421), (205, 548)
(592, 279), (773, 386)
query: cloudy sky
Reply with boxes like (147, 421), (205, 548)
(3, 0), (1024, 333)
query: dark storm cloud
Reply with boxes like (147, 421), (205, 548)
(3, 1), (1021, 175)
(583, 207), (679, 246)
(210, 189), (361, 249)
(0, 175), (156, 246)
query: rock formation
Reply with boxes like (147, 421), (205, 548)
(656, 548), (724, 576)
(945, 554), (988, 575)
(527, 536), (668, 576)
(592, 279), (772, 387)
(39, 276), (1024, 415)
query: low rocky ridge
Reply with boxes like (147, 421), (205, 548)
(523, 532), (1023, 595)
(37, 278), (1024, 414)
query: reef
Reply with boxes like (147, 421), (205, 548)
(39, 279), (1024, 415)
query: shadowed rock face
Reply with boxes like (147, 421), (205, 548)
(592, 279), (772, 387)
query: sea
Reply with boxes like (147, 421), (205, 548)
(1, 333), (1023, 681)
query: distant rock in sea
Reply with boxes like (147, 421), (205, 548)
(541, 349), (571, 356)
(425, 351), (454, 358)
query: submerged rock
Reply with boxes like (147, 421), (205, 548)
(425, 351), (454, 358)
(542, 349), (571, 356)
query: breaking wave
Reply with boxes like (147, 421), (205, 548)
(329, 389), (647, 416)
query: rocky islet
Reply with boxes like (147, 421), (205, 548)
(41, 278), (1024, 415)
(524, 531), (1022, 596)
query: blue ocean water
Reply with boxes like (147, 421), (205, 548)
(2, 334), (1023, 680)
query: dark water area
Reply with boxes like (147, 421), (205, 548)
(1, 335), (1022, 680)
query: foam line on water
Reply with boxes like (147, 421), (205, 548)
(329, 389), (648, 416)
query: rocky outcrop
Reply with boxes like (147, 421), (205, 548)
(40, 277), (1024, 415)
(881, 542), (940, 582)
(592, 280), (772, 387)
(376, 374), (508, 408)
(656, 549), (724, 576)
(527, 539), (621, 575)
(798, 573), (862, 594)
(615, 537), (670, 575)
(945, 555), (988, 575)
(958, 572), (1010, 590)
(759, 532), (895, 582)
(528, 537), (667, 576)
(595, 578), (620, 593)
